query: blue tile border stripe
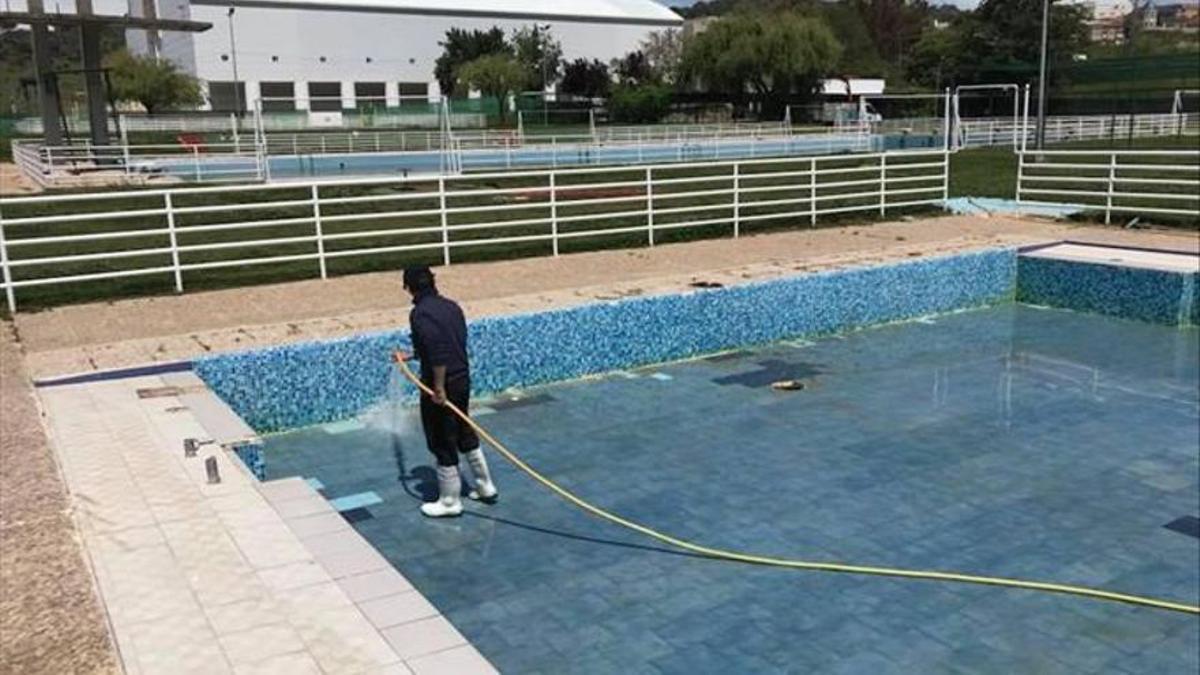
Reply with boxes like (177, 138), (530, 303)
(35, 360), (193, 388)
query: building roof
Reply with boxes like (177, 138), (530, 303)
(193, 0), (684, 25)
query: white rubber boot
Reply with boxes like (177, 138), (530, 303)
(420, 465), (464, 518)
(463, 448), (499, 504)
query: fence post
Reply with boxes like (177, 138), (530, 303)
(809, 158), (818, 227)
(1015, 150), (1025, 204)
(732, 162), (740, 238)
(942, 148), (950, 207)
(879, 154), (887, 217)
(312, 184), (327, 278)
(549, 172), (559, 256)
(193, 146), (201, 181)
(439, 176), (451, 265)
(1105, 154), (1116, 226)
(645, 166), (655, 247)
(0, 207), (16, 314)
(164, 193), (184, 293)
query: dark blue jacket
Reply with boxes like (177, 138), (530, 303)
(409, 290), (470, 383)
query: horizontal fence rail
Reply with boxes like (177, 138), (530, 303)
(0, 150), (949, 312)
(958, 113), (1197, 149)
(1017, 149), (1200, 223)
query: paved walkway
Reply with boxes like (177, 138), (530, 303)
(35, 373), (494, 674)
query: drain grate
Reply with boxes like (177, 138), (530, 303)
(488, 393), (555, 411)
(1164, 516), (1199, 539)
(713, 359), (824, 388)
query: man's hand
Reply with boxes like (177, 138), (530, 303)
(432, 386), (448, 407)
(392, 351), (412, 364)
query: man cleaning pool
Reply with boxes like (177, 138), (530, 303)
(396, 266), (498, 518)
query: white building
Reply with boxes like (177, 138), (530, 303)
(126, 0), (683, 111)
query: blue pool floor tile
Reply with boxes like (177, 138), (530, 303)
(263, 305), (1199, 673)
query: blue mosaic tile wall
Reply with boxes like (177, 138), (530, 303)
(232, 441), (267, 481)
(1016, 256), (1198, 326)
(194, 248), (1017, 433)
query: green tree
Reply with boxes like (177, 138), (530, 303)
(905, 0), (1089, 88)
(853, 0), (929, 69)
(641, 29), (684, 85)
(105, 49), (201, 113)
(434, 27), (510, 97)
(906, 23), (975, 89)
(560, 59), (611, 99)
(679, 11), (842, 117)
(608, 84), (672, 123)
(456, 54), (527, 122)
(612, 50), (654, 86)
(511, 25), (563, 91)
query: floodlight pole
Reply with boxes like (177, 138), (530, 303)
(227, 5), (242, 115)
(1036, 0), (1050, 151)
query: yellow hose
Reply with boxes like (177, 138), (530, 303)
(394, 357), (1200, 615)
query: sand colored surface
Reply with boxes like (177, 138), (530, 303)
(0, 162), (40, 195)
(0, 326), (120, 674)
(13, 215), (1198, 380)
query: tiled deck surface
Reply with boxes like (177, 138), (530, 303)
(1024, 243), (1200, 273)
(266, 305), (1200, 673)
(35, 375), (495, 674)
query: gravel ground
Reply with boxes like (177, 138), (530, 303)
(0, 325), (120, 674)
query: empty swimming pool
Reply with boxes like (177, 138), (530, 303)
(261, 304), (1200, 673)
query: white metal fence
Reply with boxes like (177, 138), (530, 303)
(11, 110), (490, 135)
(960, 113), (1197, 149)
(1017, 149), (1200, 223)
(0, 149), (948, 312)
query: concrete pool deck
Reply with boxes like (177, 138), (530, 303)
(2, 214), (1197, 673)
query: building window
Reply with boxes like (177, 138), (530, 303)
(397, 82), (428, 99)
(260, 81), (295, 112)
(354, 82), (385, 110)
(208, 81), (246, 112)
(307, 82), (342, 112)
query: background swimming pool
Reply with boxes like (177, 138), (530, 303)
(263, 304), (1200, 673)
(150, 132), (940, 180)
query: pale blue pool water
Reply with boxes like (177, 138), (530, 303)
(263, 304), (1199, 673)
(150, 132), (941, 180)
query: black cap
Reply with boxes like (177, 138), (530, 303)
(403, 266), (435, 291)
